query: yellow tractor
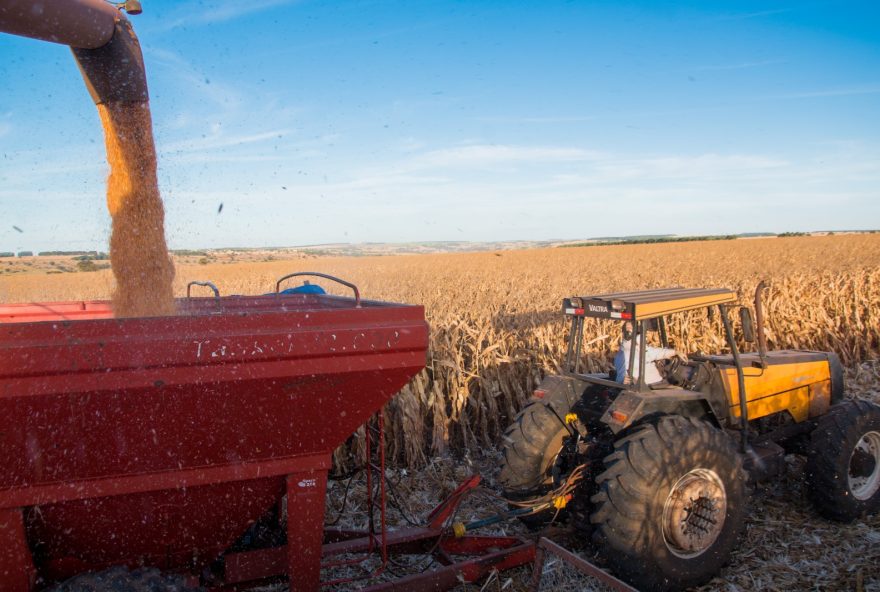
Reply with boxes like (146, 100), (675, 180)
(499, 285), (880, 591)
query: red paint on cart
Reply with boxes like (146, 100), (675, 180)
(0, 294), (428, 591)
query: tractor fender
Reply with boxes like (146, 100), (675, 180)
(600, 388), (723, 434)
(531, 374), (588, 416)
(827, 351), (845, 405)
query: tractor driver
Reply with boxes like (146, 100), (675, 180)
(614, 321), (679, 385)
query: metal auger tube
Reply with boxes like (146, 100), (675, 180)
(0, 0), (149, 104)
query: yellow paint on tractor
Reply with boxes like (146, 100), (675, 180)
(586, 287), (737, 320)
(634, 290), (737, 319)
(722, 357), (831, 422)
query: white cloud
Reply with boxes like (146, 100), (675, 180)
(408, 144), (601, 169)
(146, 48), (243, 109)
(592, 153), (789, 181)
(197, 0), (300, 23)
(393, 137), (426, 153)
(158, 131), (337, 166)
(7, 130), (879, 250)
(771, 85), (880, 99)
(711, 9), (791, 22)
(691, 59), (787, 72)
(154, 0), (303, 30)
(473, 115), (595, 124)
(162, 129), (291, 153)
(322, 174), (450, 192)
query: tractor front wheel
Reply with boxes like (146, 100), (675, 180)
(498, 388), (575, 529)
(590, 415), (747, 591)
(806, 399), (880, 522)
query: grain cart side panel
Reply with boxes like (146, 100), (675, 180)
(28, 479), (286, 581)
(720, 351), (832, 422)
(0, 295), (428, 586)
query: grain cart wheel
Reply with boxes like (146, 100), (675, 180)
(590, 416), (747, 592)
(806, 399), (880, 522)
(498, 389), (575, 529)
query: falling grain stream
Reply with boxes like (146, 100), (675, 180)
(0, 2), (176, 315)
(98, 102), (175, 317)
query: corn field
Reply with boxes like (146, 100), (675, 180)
(2, 234), (879, 468)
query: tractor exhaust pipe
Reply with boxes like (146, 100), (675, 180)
(754, 281), (768, 358)
(0, 0), (148, 104)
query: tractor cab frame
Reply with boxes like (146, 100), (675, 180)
(561, 287), (743, 390)
(560, 287), (761, 449)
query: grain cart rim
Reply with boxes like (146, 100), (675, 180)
(662, 468), (727, 559)
(849, 431), (880, 500)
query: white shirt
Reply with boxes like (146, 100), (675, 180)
(614, 338), (678, 385)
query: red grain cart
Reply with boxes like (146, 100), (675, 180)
(0, 278), (428, 591)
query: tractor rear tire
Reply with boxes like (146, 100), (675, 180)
(806, 399), (880, 522)
(498, 390), (574, 529)
(590, 416), (747, 592)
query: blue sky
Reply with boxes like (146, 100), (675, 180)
(1, 0), (879, 251)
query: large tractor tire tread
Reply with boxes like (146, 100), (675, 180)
(498, 387), (579, 530)
(590, 415), (747, 592)
(806, 399), (880, 522)
(498, 394), (572, 494)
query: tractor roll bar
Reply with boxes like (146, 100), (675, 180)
(754, 281), (768, 359)
(720, 304), (750, 452)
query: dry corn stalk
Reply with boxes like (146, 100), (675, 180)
(6, 236), (880, 468)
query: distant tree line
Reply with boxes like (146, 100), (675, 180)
(0, 250), (111, 258)
(562, 235), (740, 248)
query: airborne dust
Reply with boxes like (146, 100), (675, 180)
(98, 102), (175, 317)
